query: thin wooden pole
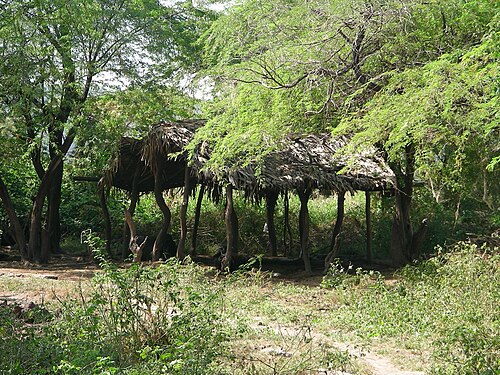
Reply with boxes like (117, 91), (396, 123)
(283, 190), (292, 257)
(176, 166), (191, 260)
(366, 191), (372, 262)
(190, 184), (205, 256)
(153, 159), (171, 261)
(297, 188), (312, 274)
(324, 192), (345, 272)
(122, 167), (140, 260)
(265, 191), (279, 256)
(223, 185), (238, 270)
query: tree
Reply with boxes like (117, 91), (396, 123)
(335, 33), (499, 263)
(0, 0), (213, 262)
(197, 0), (498, 264)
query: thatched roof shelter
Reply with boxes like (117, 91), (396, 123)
(102, 120), (395, 272)
(104, 120), (394, 196)
(103, 120), (206, 193)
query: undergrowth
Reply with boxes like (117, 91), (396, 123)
(322, 241), (499, 374)
(0, 234), (239, 374)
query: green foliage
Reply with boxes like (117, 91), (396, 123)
(322, 259), (383, 289)
(0, 0), (214, 258)
(337, 33), (499, 211)
(324, 242), (500, 374)
(0, 234), (238, 374)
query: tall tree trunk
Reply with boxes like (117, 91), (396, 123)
(324, 192), (345, 272)
(223, 185), (239, 270)
(297, 188), (312, 274)
(153, 159), (171, 262)
(98, 183), (112, 256)
(28, 157), (63, 263)
(190, 184), (205, 256)
(0, 175), (28, 260)
(389, 142), (427, 266)
(391, 185), (412, 266)
(176, 166), (191, 260)
(46, 161), (63, 255)
(265, 191), (278, 256)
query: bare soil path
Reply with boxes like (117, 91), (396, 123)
(251, 318), (426, 375)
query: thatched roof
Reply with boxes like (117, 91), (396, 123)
(103, 120), (394, 197)
(102, 120), (205, 193)
(141, 120), (205, 168)
(102, 137), (153, 192)
(194, 133), (395, 198)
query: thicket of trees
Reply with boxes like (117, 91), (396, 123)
(196, 0), (499, 264)
(1, 0), (498, 264)
(0, 0), (212, 262)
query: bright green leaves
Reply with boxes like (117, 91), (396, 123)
(336, 34), (499, 202)
(191, 81), (329, 173)
(195, 0), (499, 196)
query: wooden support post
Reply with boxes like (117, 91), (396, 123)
(176, 166), (191, 260)
(283, 190), (292, 257)
(324, 192), (345, 273)
(190, 184), (205, 256)
(122, 167), (140, 260)
(124, 209), (148, 262)
(297, 188), (312, 274)
(366, 191), (372, 262)
(98, 185), (112, 256)
(153, 159), (171, 261)
(265, 191), (279, 256)
(223, 185), (239, 270)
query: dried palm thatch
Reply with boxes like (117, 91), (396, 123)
(102, 137), (154, 192)
(103, 121), (394, 197)
(102, 120), (205, 193)
(193, 133), (395, 199)
(141, 120), (205, 168)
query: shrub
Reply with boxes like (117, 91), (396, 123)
(0, 234), (239, 374)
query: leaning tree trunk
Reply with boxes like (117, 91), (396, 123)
(0, 175), (28, 260)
